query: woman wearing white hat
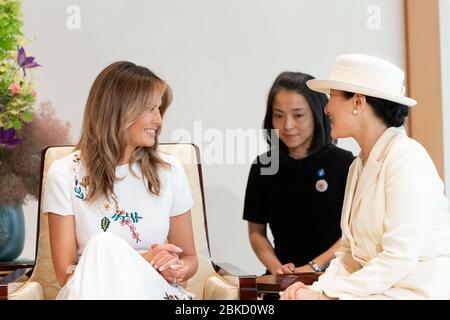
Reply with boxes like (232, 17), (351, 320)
(281, 54), (450, 300)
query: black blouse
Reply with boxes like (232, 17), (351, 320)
(243, 144), (355, 267)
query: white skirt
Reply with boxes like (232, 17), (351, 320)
(57, 232), (193, 300)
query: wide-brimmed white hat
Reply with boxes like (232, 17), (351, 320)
(306, 54), (417, 106)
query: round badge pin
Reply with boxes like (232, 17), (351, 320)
(315, 179), (328, 192)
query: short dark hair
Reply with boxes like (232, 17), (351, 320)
(341, 91), (409, 127)
(263, 71), (332, 155)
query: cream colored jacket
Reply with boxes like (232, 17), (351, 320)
(312, 126), (450, 299)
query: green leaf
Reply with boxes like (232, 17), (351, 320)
(10, 118), (22, 129)
(22, 110), (32, 122)
(0, 0), (23, 61)
(101, 217), (110, 232)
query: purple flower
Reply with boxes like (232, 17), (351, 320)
(0, 128), (21, 148)
(17, 47), (40, 70)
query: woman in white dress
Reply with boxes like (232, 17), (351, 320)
(281, 54), (450, 300)
(44, 61), (197, 300)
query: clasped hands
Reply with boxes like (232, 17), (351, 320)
(141, 243), (189, 284)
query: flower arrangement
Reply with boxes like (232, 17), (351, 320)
(0, 46), (40, 147)
(0, 1), (72, 262)
(0, 0), (73, 206)
(0, 102), (71, 205)
(0, 0), (39, 147)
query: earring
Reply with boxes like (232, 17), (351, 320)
(352, 109), (358, 115)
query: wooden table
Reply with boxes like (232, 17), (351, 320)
(256, 272), (321, 300)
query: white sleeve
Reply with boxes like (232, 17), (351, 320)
(310, 235), (356, 294)
(168, 156), (194, 217)
(42, 158), (74, 216)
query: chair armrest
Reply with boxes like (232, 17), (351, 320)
(212, 262), (250, 276)
(211, 262), (257, 300)
(280, 272), (322, 290)
(0, 268), (33, 300)
(256, 272), (322, 295)
(6, 281), (44, 300)
(0, 267), (32, 285)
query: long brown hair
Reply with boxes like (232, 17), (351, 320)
(76, 61), (172, 203)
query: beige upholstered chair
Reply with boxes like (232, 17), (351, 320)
(2, 144), (256, 300)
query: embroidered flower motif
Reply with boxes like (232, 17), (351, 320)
(72, 152), (144, 242)
(111, 210), (143, 243)
(72, 153), (87, 200)
(164, 293), (176, 300)
(74, 178), (85, 200)
(101, 217), (110, 232)
(73, 154), (81, 163)
(100, 203), (112, 216)
(163, 291), (192, 300)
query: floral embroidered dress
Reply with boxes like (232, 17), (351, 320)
(43, 151), (194, 300)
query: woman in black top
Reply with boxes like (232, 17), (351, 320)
(243, 72), (354, 275)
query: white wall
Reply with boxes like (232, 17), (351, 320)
(440, 0), (450, 201)
(20, 0), (406, 274)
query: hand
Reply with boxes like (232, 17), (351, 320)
(274, 262), (295, 274)
(294, 264), (317, 273)
(279, 282), (323, 300)
(141, 243), (183, 272)
(159, 259), (190, 284)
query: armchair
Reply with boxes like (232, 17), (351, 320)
(1, 144), (256, 300)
